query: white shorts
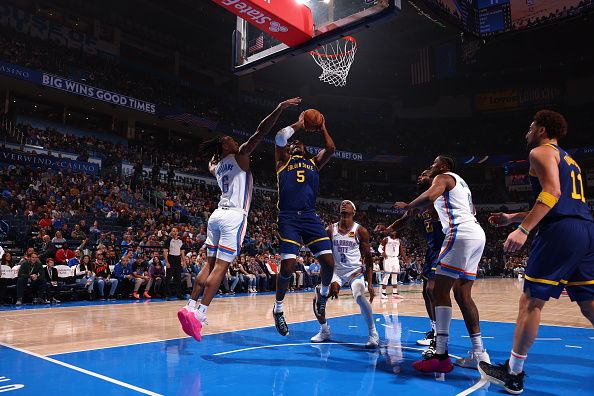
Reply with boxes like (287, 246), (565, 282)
(436, 222), (485, 281)
(204, 208), (247, 262)
(383, 257), (400, 274)
(332, 267), (363, 287)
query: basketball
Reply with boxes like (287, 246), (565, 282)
(303, 109), (324, 130)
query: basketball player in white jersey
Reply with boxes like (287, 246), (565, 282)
(395, 155), (490, 373)
(310, 200), (379, 348)
(379, 231), (408, 299)
(177, 97), (302, 341)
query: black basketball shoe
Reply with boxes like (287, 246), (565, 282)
(478, 360), (525, 394)
(273, 308), (289, 336)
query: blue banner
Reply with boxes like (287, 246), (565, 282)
(41, 73), (156, 114)
(0, 148), (99, 175)
(0, 60), (41, 82)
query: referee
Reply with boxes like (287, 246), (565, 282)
(164, 227), (185, 300)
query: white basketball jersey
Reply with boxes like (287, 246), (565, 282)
(215, 154), (253, 212)
(434, 172), (477, 234)
(385, 237), (400, 258)
(331, 222), (361, 273)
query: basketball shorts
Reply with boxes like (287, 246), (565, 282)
(422, 247), (440, 281)
(383, 257), (400, 274)
(278, 210), (332, 259)
(205, 208), (247, 262)
(524, 218), (594, 302)
(435, 223), (485, 281)
(332, 266), (364, 287)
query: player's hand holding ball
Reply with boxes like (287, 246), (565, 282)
(302, 109), (325, 132)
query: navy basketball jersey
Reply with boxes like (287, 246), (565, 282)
(277, 155), (319, 212)
(530, 144), (593, 223)
(421, 210), (445, 252)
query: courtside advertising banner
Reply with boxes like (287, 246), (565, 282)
(212, 0), (314, 46)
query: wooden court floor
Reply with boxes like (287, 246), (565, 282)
(0, 278), (590, 356)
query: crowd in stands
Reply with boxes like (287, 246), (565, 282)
(0, 155), (538, 306)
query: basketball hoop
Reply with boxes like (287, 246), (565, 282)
(310, 36), (357, 87)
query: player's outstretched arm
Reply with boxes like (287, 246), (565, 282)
(357, 226), (375, 303)
(312, 119), (336, 170)
(394, 174), (452, 212)
(503, 146), (561, 252)
(237, 97), (301, 163)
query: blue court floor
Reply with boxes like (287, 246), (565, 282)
(0, 314), (592, 395)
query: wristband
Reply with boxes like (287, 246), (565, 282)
(536, 191), (559, 208)
(517, 225), (530, 236)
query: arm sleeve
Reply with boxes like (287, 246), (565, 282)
(275, 126), (295, 147)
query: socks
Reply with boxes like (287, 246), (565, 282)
(320, 322), (329, 331)
(435, 306), (452, 355)
(509, 351), (527, 374)
(274, 300), (284, 313)
(470, 333), (484, 352)
(196, 304), (208, 315)
(187, 299), (198, 309)
(320, 285), (329, 297)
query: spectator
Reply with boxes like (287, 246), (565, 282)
(51, 231), (67, 245)
(0, 251), (14, 305)
(148, 254), (165, 298)
(43, 258), (61, 304)
(55, 242), (76, 266)
(247, 256), (268, 292)
(231, 258), (249, 292)
(181, 256), (194, 295)
(93, 253), (118, 301)
(113, 255), (134, 296)
(131, 255), (150, 299)
(16, 252), (47, 305)
(71, 224), (86, 241)
(74, 255), (95, 299)
(308, 259), (321, 287)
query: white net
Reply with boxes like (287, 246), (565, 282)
(310, 36), (357, 87)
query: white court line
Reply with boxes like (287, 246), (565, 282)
(348, 326), (358, 328)
(565, 345), (582, 349)
(380, 324), (393, 328)
(0, 341), (162, 396)
(535, 338), (562, 341)
(408, 330), (426, 334)
(589, 337), (594, 340)
(212, 342), (462, 360)
(461, 336), (494, 339)
(455, 378), (488, 396)
(46, 312), (358, 357)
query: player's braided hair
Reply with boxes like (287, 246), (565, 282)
(438, 155), (456, 172)
(200, 136), (224, 163)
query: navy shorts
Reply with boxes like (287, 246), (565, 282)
(278, 210), (332, 258)
(422, 248), (439, 280)
(524, 218), (594, 302)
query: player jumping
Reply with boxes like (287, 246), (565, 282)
(395, 155), (490, 373)
(272, 111), (336, 336)
(310, 200), (379, 348)
(177, 97), (302, 341)
(479, 110), (594, 394)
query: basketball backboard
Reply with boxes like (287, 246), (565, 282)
(232, 0), (400, 75)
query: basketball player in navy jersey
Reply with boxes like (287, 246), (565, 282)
(479, 110), (594, 394)
(381, 169), (445, 355)
(272, 112), (336, 336)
